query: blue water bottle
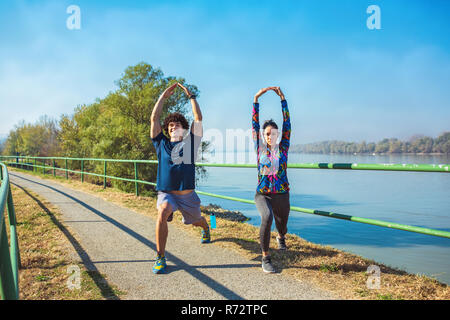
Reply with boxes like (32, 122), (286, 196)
(210, 213), (216, 229)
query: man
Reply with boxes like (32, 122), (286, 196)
(150, 82), (210, 274)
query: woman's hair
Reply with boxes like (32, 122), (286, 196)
(163, 112), (190, 135)
(262, 119), (278, 130)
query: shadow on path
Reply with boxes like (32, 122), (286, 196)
(11, 172), (244, 299)
(12, 182), (121, 300)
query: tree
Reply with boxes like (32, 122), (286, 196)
(289, 132), (450, 154)
(375, 138), (389, 153)
(0, 138), (5, 154)
(388, 138), (402, 153)
(57, 62), (203, 194)
(433, 132), (450, 153)
(1, 117), (59, 157)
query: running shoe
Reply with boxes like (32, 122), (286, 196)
(201, 227), (211, 244)
(152, 254), (167, 274)
(262, 255), (276, 273)
(277, 236), (287, 250)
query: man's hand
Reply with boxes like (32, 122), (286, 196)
(163, 83), (178, 99)
(151, 83), (178, 139)
(178, 82), (202, 122)
(177, 83), (192, 97)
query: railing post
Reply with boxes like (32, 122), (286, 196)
(0, 164), (19, 300)
(53, 159), (56, 177)
(134, 162), (139, 196)
(103, 161), (107, 189)
(34, 158), (36, 173)
(65, 159), (68, 180)
(7, 184), (20, 278)
(0, 221), (18, 300)
(81, 160), (84, 183)
(42, 159), (45, 175)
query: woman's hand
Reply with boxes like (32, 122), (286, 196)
(271, 87), (285, 101)
(254, 87), (275, 103)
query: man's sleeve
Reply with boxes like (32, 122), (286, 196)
(191, 120), (203, 137)
(190, 130), (203, 164)
(151, 131), (164, 151)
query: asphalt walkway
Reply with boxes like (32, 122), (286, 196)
(10, 171), (337, 300)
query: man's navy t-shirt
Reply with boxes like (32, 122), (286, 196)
(151, 131), (202, 191)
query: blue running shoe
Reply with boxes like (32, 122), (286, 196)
(201, 227), (211, 244)
(152, 254), (167, 274)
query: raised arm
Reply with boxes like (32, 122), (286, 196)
(252, 99), (261, 149)
(150, 83), (177, 138)
(252, 87), (273, 153)
(271, 87), (291, 153)
(178, 83), (203, 136)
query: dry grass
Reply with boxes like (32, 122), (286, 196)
(7, 166), (450, 300)
(3, 181), (125, 299)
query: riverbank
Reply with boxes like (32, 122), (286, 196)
(5, 165), (450, 300)
(201, 203), (250, 222)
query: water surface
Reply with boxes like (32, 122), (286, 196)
(197, 152), (450, 284)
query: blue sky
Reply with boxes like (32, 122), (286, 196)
(1, 0), (449, 145)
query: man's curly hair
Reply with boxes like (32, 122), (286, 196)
(162, 112), (190, 135)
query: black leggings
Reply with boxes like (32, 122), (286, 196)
(254, 192), (290, 253)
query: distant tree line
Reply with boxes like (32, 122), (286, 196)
(0, 137), (5, 154)
(1, 62), (209, 195)
(290, 133), (450, 154)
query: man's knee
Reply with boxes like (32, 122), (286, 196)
(157, 202), (173, 222)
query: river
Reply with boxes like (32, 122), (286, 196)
(196, 152), (450, 285)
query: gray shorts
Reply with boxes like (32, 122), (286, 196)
(156, 190), (202, 225)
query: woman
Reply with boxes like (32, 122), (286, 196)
(252, 86), (291, 273)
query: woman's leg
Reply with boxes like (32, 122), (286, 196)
(271, 192), (290, 240)
(254, 193), (274, 256)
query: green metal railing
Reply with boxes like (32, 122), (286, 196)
(1, 155), (449, 240)
(0, 163), (21, 300)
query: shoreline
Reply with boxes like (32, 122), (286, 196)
(201, 203), (250, 222)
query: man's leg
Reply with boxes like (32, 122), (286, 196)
(192, 216), (211, 244)
(192, 216), (209, 231)
(156, 201), (173, 256)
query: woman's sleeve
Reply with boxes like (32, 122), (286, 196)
(252, 102), (260, 154)
(280, 100), (291, 154)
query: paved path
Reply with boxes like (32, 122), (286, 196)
(10, 171), (337, 300)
